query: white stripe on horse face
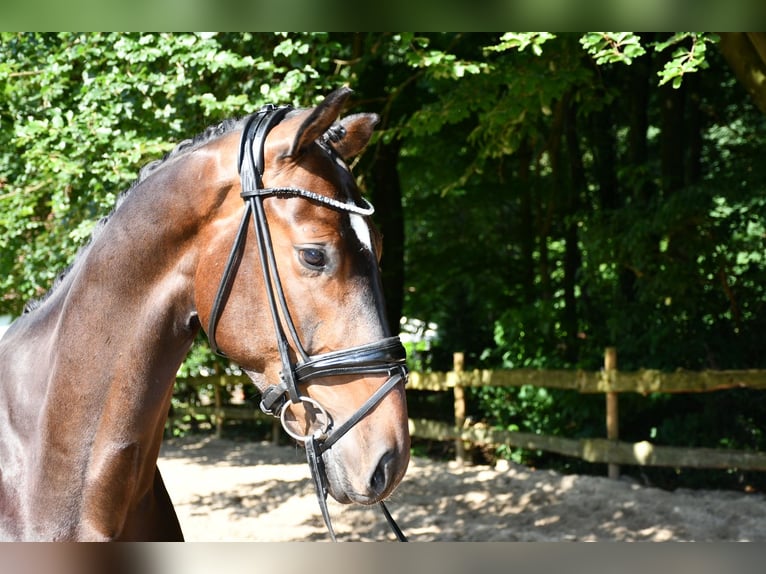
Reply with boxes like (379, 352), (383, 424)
(349, 213), (373, 252)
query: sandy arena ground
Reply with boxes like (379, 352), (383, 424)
(158, 435), (766, 542)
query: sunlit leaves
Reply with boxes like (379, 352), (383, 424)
(655, 32), (718, 88)
(578, 32), (719, 88)
(404, 34), (489, 79)
(485, 32), (557, 56)
(579, 32), (646, 65)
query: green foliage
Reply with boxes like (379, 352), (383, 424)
(654, 32), (718, 88)
(471, 385), (603, 466)
(579, 32), (647, 65)
(485, 32), (557, 56)
(403, 35), (488, 79)
(1, 33), (238, 312)
(490, 301), (564, 369)
(577, 32), (719, 88)
(391, 32), (766, 487)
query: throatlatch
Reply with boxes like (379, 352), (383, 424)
(207, 104), (409, 542)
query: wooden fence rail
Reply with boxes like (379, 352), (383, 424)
(174, 347), (766, 476)
(408, 419), (766, 471)
(407, 364), (766, 394)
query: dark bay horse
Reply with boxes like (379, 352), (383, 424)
(0, 87), (410, 541)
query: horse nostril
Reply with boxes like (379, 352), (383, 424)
(369, 450), (396, 497)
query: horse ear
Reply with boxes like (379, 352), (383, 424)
(332, 113), (379, 160)
(288, 87), (353, 157)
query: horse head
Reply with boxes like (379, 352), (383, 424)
(195, 88), (410, 509)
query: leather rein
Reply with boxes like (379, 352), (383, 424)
(206, 104), (408, 542)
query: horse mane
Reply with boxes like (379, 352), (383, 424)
(23, 117), (246, 314)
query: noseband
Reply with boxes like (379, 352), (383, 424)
(207, 104), (408, 542)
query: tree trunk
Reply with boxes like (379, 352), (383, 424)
(368, 138), (405, 334)
(718, 33), (766, 115)
(516, 138), (536, 304)
(563, 99), (585, 364)
(590, 98), (619, 211)
(684, 72), (703, 186)
(349, 33), (410, 334)
(659, 79), (685, 196)
(627, 44), (651, 203)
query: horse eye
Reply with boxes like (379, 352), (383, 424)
(299, 248), (326, 270)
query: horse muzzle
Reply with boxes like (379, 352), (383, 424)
(321, 428), (410, 505)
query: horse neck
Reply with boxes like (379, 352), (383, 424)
(52, 164), (203, 382)
(8, 151), (225, 538)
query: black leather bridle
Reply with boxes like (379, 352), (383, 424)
(206, 104), (408, 542)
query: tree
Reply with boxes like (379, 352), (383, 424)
(718, 33), (766, 114)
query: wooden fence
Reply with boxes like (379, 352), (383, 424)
(174, 347), (766, 477)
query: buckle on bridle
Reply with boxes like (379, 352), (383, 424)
(258, 382), (288, 416)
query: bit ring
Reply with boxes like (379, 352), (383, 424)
(279, 396), (331, 442)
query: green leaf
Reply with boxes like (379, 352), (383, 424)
(485, 32), (556, 56)
(655, 33), (718, 88)
(579, 32), (646, 65)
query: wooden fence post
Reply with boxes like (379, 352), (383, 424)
(214, 376), (224, 439)
(604, 347), (620, 479)
(453, 352), (467, 465)
(272, 419), (281, 446)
